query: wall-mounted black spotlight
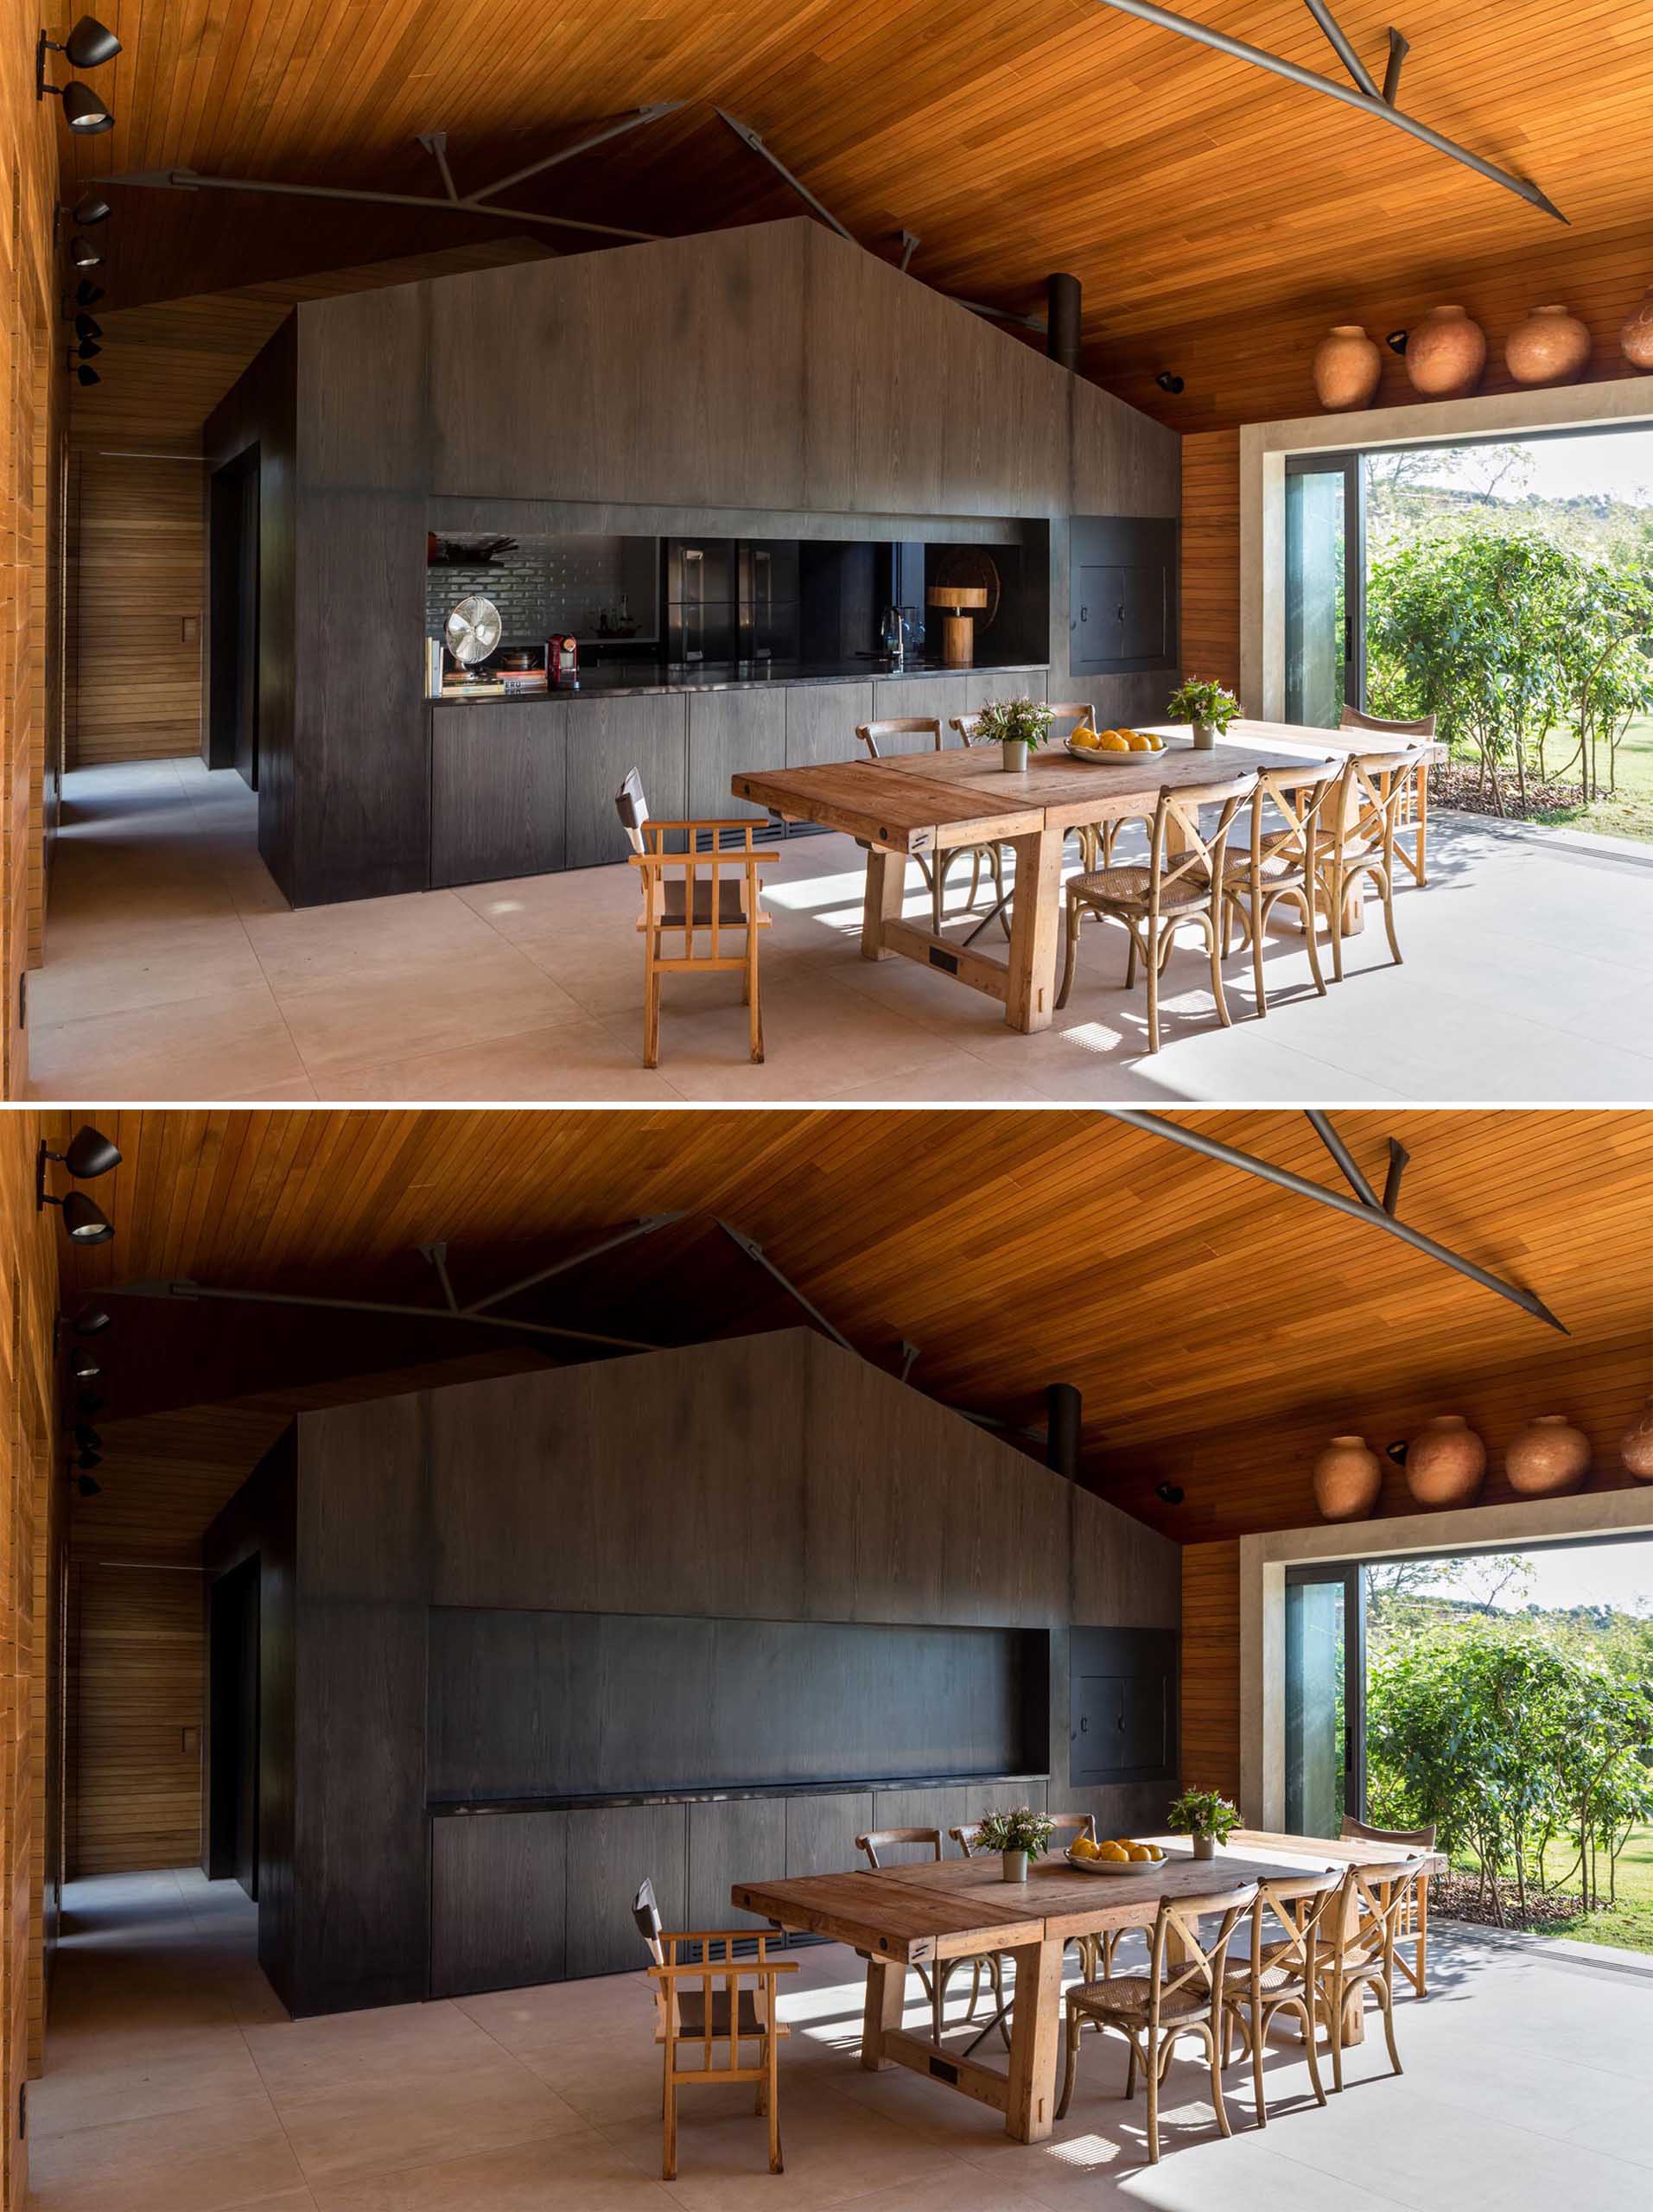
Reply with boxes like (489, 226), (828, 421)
(1385, 330), (1408, 355)
(73, 1472), (103, 1498)
(75, 1390), (105, 1415)
(73, 1306), (111, 1335)
(67, 357), (100, 386)
(1154, 1480), (1185, 1505)
(37, 19), (121, 133)
(1384, 1439), (1408, 1465)
(68, 234), (103, 269)
(75, 1448), (102, 1471)
(71, 1350), (101, 1382)
(42, 1124), (121, 1181)
(73, 1422), (102, 1455)
(1155, 371), (1185, 395)
(71, 340), (101, 364)
(74, 278), (105, 308)
(74, 313), (101, 342)
(70, 193), (110, 226)
(53, 1189), (113, 1238)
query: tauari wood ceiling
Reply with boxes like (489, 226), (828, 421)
(53, 1), (1653, 432)
(52, 1108), (1653, 1563)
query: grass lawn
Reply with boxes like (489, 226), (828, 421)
(1529, 714), (1653, 843)
(1535, 1822), (1653, 1954)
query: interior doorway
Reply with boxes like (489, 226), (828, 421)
(207, 448), (260, 788)
(207, 1556), (259, 1899)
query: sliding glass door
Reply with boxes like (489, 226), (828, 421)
(1284, 454), (1364, 727)
(1284, 1564), (1365, 1837)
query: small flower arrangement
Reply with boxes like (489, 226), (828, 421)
(1167, 677), (1241, 735)
(1165, 1786), (1241, 1843)
(971, 696), (1055, 749)
(975, 1805), (1056, 1859)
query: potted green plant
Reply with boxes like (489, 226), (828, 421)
(971, 695), (1054, 773)
(1166, 1786), (1241, 1862)
(974, 1805), (1055, 1883)
(1167, 677), (1241, 753)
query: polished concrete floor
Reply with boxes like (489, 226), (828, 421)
(26, 757), (1653, 1103)
(29, 1869), (1653, 2211)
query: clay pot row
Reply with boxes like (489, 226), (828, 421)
(1311, 1397), (1653, 1523)
(1312, 292), (1653, 413)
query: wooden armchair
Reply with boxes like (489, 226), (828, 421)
(633, 1878), (796, 2180)
(616, 768), (776, 1068)
(1342, 1816), (1436, 1996)
(1340, 705), (1435, 886)
(858, 719), (1008, 936)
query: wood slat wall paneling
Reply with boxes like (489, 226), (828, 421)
(72, 1567), (203, 1875)
(1179, 429), (1241, 692)
(1179, 1542), (1243, 1806)
(1, 1115), (61, 2211)
(429, 1809), (567, 1998)
(70, 456), (204, 767)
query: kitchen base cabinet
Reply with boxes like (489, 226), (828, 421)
(430, 1810), (567, 1997)
(430, 703), (567, 887)
(564, 694), (688, 870)
(784, 1792), (873, 1882)
(965, 668), (1048, 710)
(870, 674), (968, 739)
(785, 682), (873, 771)
(565, 1802), (687, 1978)
(688, 1797), (788, 1936)
(689, 690), (786, 822)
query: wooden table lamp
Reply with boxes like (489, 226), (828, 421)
(926, 584), (989, 666)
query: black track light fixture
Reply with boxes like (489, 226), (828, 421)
(74, 279), (104, 308)
(73, 1422), (102, 1454)
(71, 339), (100, 362)
(1154, 371), (1185, 395)
(73, 1306), (111, 1335)
(73, 312), (101, 341)
(68, 234), (102, 269)
(1386, 330), (1409, 355)
(71, 1350), (102, 1382)
(73, 1472), (103, 1498)
(1154, 1480), (1186, 1505)
(70, 192), (110, 225)
(69, 359), (100, 386)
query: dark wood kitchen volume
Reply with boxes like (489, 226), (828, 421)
(202, 218), (1179, 908)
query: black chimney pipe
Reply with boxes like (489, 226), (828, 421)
(1046, 273), (1081, 372)
(1046, 1383), (1082, 1478)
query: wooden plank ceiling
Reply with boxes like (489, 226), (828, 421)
(48, 1), (1653, 433)
(50, 1108), (1653, 1561)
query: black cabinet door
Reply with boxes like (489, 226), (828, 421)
(565, 1803), (687, 1979)
(429, 702), (567, 887)
(564, 695), (687, 871)
(430, 1811), (568, 1997)
(1069, 518), (1178, 677)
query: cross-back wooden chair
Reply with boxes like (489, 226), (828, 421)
(1313, 1858), (1421, 2091)
(1058, 1879), (1259, 2164)
(1215, 765), (1338, 1016)
(1052, 700), (1145, 869)
(1056, 771), (1257, 1053)
(1340, 705), (1434, 886)
(633, 1878), (797, 2180)
(1342, 1817), (1436, 1997)
(616, 768), (777, 1068)
(947, 1814), (1107, 2040)
(855, 1827), (997, 2042)
(1219, 1867), (1342, 2125)
(1318, 749), (1411, 983)
(859, 718), (1008, 937)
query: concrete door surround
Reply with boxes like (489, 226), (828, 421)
(1240, 378), (1653, 720)
(1242, 1485), (1653, 1827)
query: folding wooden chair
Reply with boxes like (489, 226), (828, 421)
(633, 1878), (797, 2180)
(616, 768), (776, 1067)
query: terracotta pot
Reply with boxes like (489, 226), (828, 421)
(1404, 306), (1486, 399)
(1313, 324), (1383, 411)
(1505, 1414), (1591, 1497)
(1505, 305), (1591, 386)
(1619, 289), (1653, 372)
(1622, 1395), (1653, 1481)
(1404, 1414), (1486, 1508)
(1313, 1433), (1383, 1522)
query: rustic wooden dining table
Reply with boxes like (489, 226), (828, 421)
(732, 1827), (1441, 2145)
(732, 721), (1363, 1033)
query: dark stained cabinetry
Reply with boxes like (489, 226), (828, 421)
(430, 1812), (568, 1997)
(564, 694), (687, 870)
(566, 1804), (688, 1979)
(688, 690), (786, 822)
(785, 682), (874, 771)
(430, 702), (567, 887)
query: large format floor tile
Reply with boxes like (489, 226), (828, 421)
(26, 758), (1653, 1101)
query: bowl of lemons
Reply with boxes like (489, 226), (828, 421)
(1065, 1837), (1167, 1874)
(1065, 726), (1167, 763)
